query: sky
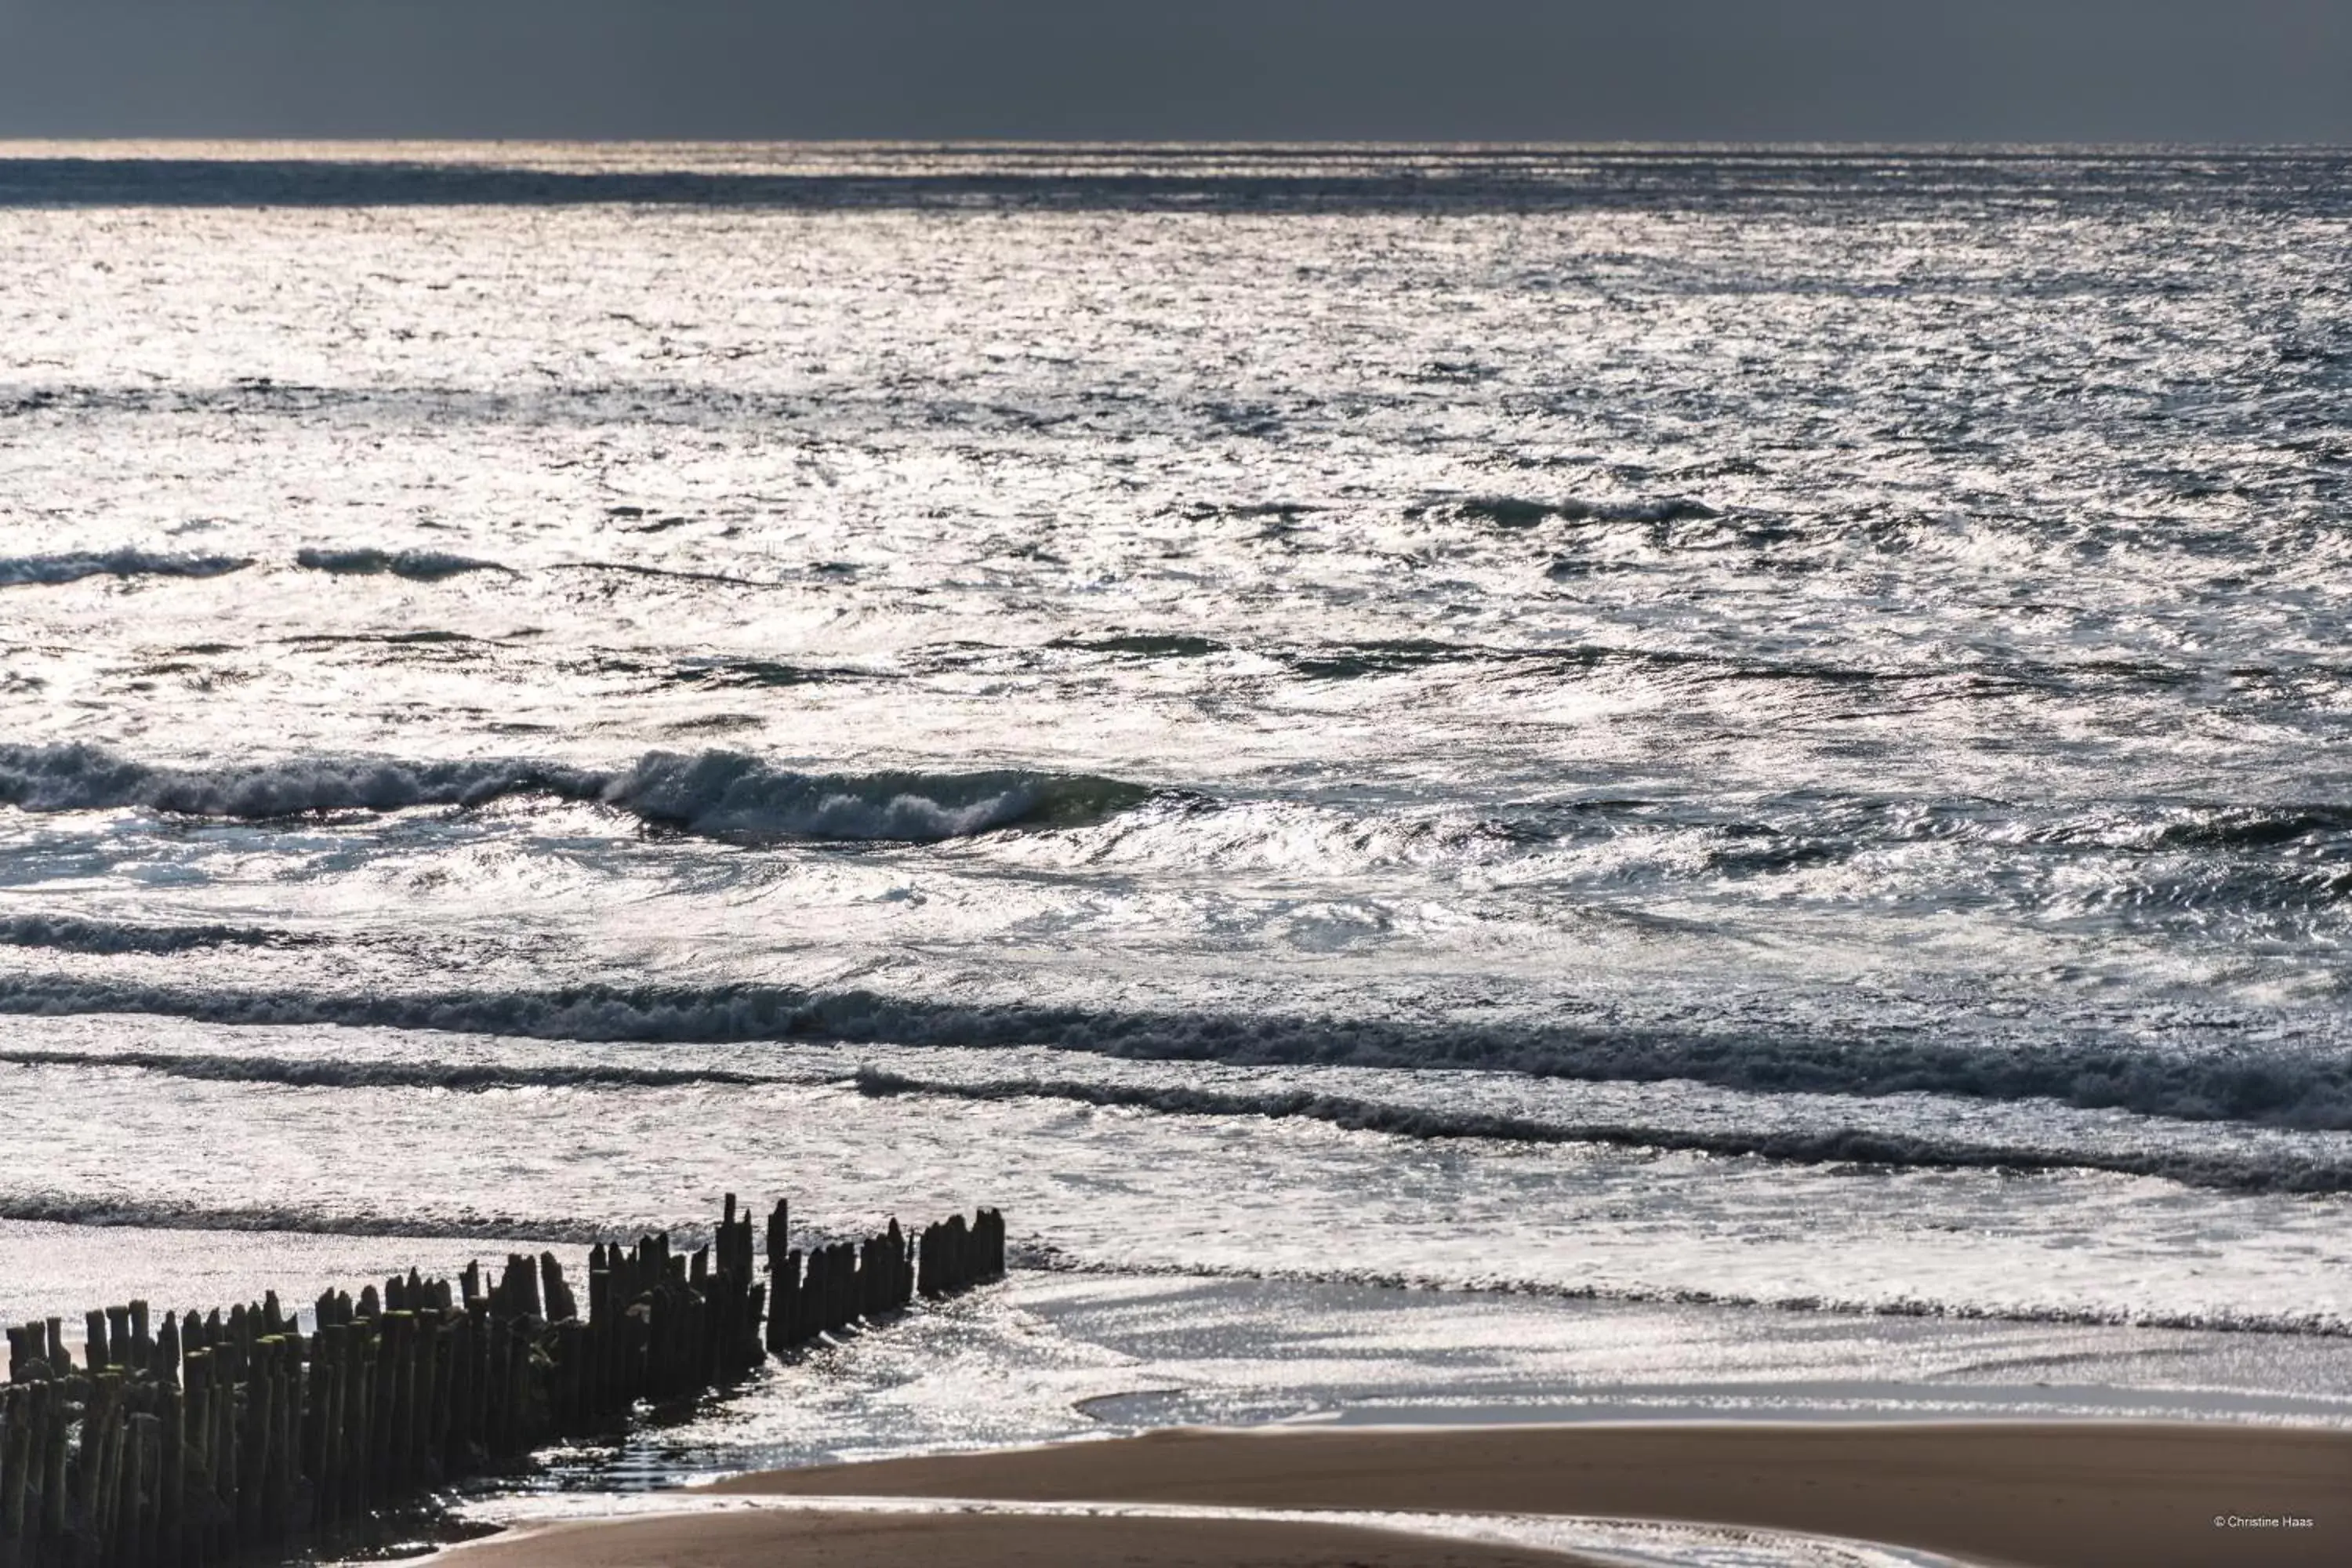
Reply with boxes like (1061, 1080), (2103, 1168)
(0, 1), (2347, 144)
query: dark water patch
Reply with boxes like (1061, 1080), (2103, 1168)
(1050, 633), (1229, 659)
(1275, 639), (1672, 681)
(664, 713), (765, 735)
(1410, 360), (1495, 383)
(1698, 828), (1853, 877)
(281, 630), (488, 648)
(0, 550), (251, 588)
(2140, 806), (2352, 853)
(0, 914), (316, 955)
(1265, 637), (1860, 684)
(5, 151), (2347, 216)
(852, 1069), (2352, 1196)
(294, 547), (510, 581)
(1178, 501), (1325, 523)
(673, 657), (878, 689)
(1410, 495), (1721, 530)
(547, 561), (785, 590)
(1286, 640), (1499, 680)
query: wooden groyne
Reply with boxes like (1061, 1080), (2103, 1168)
(0, 1198), (1007, 1568)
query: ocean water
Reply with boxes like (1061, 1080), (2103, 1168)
(2, 144), (2350, 1431)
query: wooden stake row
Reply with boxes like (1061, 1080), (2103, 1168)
(0, 1199), (1006, 1568)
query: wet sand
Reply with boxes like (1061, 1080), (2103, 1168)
(429, 1505), (1606, 1567)
(701, 1421), (2346, 1568)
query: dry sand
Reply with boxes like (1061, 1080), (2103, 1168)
(713, 1421), (2347, 1568)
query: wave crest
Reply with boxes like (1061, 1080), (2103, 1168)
(0, 742), (599, 818)
(4, 976), (2349, 1132)
(851, 1070), (2352, 1195)
(0, 742), (1146, 843)
(0, 1193), (611, 1245)
(602, 750), (1147, 842)
(0, 915), (310, 955)
(0, 550), (251, 587)
(0, 1047), (757, 1092)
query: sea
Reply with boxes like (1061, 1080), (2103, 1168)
(2, 142), (2350, 1528)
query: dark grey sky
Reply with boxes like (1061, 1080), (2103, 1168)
(2, 1), (2347, 144)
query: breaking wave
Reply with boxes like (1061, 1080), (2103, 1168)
(12, 1047), (2335, 1192)
(1022, 1251), (2352, 1340)
(0, 1194), (612, 1246)
(850, 1070), (2352, 1195)
(0, 742), (601, 818)
(603, 750), (1146, 841)
(0, 550), (251, 587)
(293, 546), (509, 580)
(0, 1047), (760, 1092)
(0, 914), (312, 955)
(3, 976), (2349, 1131)
(0, 742), (1149, 843)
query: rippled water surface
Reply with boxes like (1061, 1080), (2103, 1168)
(2, 144), (2349, 1363)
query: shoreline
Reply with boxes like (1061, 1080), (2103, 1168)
(419, 1417), (2347, 1566)
(686, 1419), (2341, 1568)
(427, 1505), (1621, 1568)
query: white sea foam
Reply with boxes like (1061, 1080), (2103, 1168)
(3, 146), (2350, 1441)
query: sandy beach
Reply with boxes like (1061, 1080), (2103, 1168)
(427, 1419), (2347, 1567)
(433, 1507), (1609, 1568)
(719, 1421), (2339, 1567)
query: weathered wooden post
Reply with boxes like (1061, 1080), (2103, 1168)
(274, 1334), (301, 1537)
(110, 1380), (136, 1558)
(346, 1327), (375, 1517)
(157, 1373), (186, 1568)
(390, 1313), (420, 1493)
(180, 1345), (211, 1563)
(764, 1203), (789, 1356)
(0, 1200), (1010, 1565)
(127, 1406), (158, 1566)
(36, 1376), (65, 1558)
(450, 1305), (480, 1465)
(483, 1312), (509, 1461)
(79, 1369), (119, 1556)
(539, 1255), (576, 1326)
(426, 1313), (456, 1486)
(309, 1324), (340, 1535)
(2, 1385), (28, 1550)
(105, 1305), (132, 1374)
